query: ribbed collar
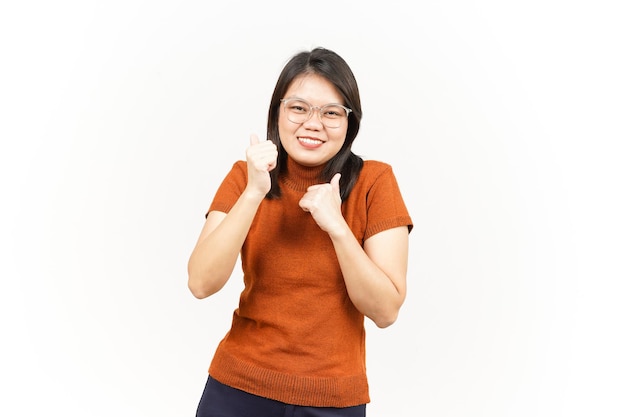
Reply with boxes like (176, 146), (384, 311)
(282, 156), (325, 192)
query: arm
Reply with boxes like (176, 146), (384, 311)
(330, 225), (409, 328)
(299, 174), (410, 328)
(187, 135), (277, 299)
(187, 193), (262, 299)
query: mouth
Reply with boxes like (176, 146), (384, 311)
(297, 137), (324, 147)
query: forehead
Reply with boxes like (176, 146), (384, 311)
(284, 73), (343, 104)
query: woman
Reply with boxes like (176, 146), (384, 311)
(188, 47), (413, 417)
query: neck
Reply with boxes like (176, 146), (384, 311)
(282, 156), (325, 192)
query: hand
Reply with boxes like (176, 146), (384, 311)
(299, 173), (345, 234)
(245, 134), (277, 198)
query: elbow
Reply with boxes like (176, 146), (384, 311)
(188, 281), (212, 299)
(371, 298), (404, 328)
(187, 270), (222, 299)
(188, 274), (224, 299)
(368, 303), (400, 328)
(187, 253), (233, 299)
(373, 311), (399, 329)
(357, 294), (405, 328)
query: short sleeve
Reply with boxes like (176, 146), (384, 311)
(206, 161), (247, 217)
(362, 164), (413, 241)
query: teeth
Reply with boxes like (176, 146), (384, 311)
(298, 137), (322, 144)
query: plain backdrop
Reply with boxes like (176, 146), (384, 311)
(1, 1), (624, 416)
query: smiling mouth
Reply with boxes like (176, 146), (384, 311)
(298, 137), (323, 146)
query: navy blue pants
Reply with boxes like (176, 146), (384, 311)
(195, 376), (366, 417)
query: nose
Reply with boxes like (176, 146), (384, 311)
(303, 106), (324, 129)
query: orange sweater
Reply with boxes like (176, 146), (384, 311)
(206, 157), (413, 407)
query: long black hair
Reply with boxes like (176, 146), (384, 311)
(266, 47), (364, 200)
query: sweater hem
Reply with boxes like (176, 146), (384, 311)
(208, 348), (370, 407)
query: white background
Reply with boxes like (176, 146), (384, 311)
(1, 1), (624, 416)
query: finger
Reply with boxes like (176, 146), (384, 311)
(250, 133), (260, 146)
(330, 173), (341, 193)
(299, 197), (311, 212)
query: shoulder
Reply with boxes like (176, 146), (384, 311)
(217, 160), (247, 190)
(348, 159), (402, 196)
(362, 159), (392, 172)
(224, 160), (247, 180)
(354, 159), (409, 197)
(233, 160), (246, 172)
(359, 160), (394, 181)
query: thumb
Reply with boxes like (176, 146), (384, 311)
(249, 133), (260, 146)
(330, 173), (341, 193)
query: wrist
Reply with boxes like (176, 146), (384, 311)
(241, 187), (267, 204)
(327, 220), (352, 241)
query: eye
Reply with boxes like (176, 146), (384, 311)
(287, 100), (310, 114)
(323, 106), (346, 119)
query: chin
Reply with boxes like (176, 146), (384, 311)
(294, 158), (324, 167)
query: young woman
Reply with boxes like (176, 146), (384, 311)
(188, 47), (413, 417)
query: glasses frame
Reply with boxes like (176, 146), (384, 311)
(280, 97), (352, 129)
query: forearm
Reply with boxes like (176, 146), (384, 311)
(187, 191), (263, 298)
(329, 225), (407, 328)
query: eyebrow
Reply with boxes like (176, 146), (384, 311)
(284, 96), (345, 106)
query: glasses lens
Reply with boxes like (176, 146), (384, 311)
(284, 100), (311, 124)
(320, 105), (348, 128)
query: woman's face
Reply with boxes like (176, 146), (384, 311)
(278, 73), (348, 167)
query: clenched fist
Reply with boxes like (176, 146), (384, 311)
(299, 173), (345, 234)
(245, 134), (278, 198)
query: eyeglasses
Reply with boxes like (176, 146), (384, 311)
(280, 98), (352, 129)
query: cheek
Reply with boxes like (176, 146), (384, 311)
(329, 128), (348, 144)
(277, 114), (293, 135)
(277, 121), (293, 150)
